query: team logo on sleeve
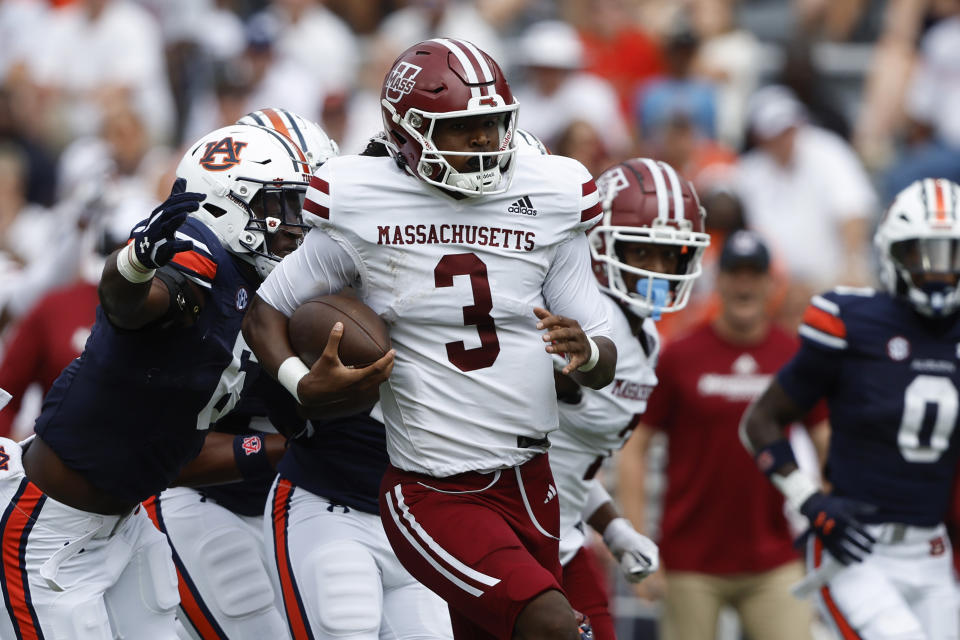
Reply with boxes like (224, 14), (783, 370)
(385, 61), (422, 103)
(200, 137), (248, 171)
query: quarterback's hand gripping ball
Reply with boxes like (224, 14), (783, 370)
(130, 178), (205, 269)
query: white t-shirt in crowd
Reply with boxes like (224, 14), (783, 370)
(735, 125), (875, 288)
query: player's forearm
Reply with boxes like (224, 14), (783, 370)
(585, 496), (619, 537)
(242, 294), (298, 379)
(98, 248), (167, 329)
(173, 432), (285, 487)
(740, 381), (802, 462)
(569, 336), (616, 389)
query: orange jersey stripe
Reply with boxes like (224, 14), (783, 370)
(802, 305), (846, 338)
(172, 250), (217, 281)
(1, 482), (45, 640)
(273, 479), (312, 640)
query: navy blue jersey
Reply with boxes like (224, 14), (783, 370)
(199, 373), (303, 517)
(278, 411), (388, 515)
(778, 287), (960, 526)
(35, 218), (260, 504)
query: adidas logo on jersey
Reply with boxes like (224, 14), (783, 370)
(544, 484), (557, 504)
(508, 195), (538, 216)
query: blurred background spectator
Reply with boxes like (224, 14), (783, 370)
(734, 85), (875, 291)
(513, 20), (632, 160)
(4, 1), (960, 638)
(617, 231), (827, 640)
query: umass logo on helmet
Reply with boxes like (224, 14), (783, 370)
(385, 61), (422, 103)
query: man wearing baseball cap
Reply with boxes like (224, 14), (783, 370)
(618, 229), (826, 640)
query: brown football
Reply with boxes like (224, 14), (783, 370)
(288, 292), (391, 420)
(288, 292), (390, 368)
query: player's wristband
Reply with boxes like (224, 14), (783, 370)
(116, 244), (155, 283)
(578, 336), (600, 372)
(277, 356), (310, 404)
(754, 439), (798, 477)
(232, 434), (274, 480)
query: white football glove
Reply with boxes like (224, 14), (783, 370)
(603, 517), (659, 583)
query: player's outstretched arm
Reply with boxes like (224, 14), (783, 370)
(172, 432), (287, 487)
(100, 178), (204, 329)
(243, 295), (395, 406)
(742, 381), (875, 565)
(534, 307), (616, 388)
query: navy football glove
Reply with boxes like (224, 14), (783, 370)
(130, 178), (205, 269)
(800, 491), (876, 565)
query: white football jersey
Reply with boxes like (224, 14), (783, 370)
(257, 153), (611, 476)
(550, 294), (659, 563)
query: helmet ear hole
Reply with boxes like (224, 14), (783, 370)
(203, 203), (227, 218)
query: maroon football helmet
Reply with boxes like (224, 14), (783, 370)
(590, 158), (709, 316)
(380, 38), (519, 196)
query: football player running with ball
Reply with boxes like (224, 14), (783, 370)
(0, 122), (327, 639)
(742, 178), (960, 639)
(243, 38), (617, 639)
(548, 158), (709, 639)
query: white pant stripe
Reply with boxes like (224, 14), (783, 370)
(513, 467), (559, 541)
(385, 489), (485, 597)
(393, 485), (501, 587)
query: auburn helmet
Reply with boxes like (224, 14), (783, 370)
(590, 158), (710, 317)
(876, 178), (960, 317)
(380, 38), (519, 196)
(177, 124), (310, 280)
(237, 107), (339, 171)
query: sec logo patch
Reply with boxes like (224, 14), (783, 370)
(887, 336), (910, 361)
(236, 287), (249, 311)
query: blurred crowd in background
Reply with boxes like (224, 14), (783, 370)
(2, 0), (960, 636)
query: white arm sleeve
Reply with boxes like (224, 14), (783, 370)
(543, 233), (611, 338)
(255, 228), (358, 317)
(582, 480), (613, 522)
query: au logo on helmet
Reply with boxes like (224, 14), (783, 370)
(385, 61), (422, 103)
(200, 137), (248, 171)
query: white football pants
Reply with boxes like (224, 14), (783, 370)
(265, 476), (453, 639)
(807, 522), (959, 640)
(0, 437), (180, 639)
(148, 486), (290, 640)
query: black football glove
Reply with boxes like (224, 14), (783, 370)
(130, 178), (205, 269)
(800, 491), (876, 565)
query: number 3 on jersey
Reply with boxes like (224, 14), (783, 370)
(434, 253), (500, 372)
(898, 375), (959, 462)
